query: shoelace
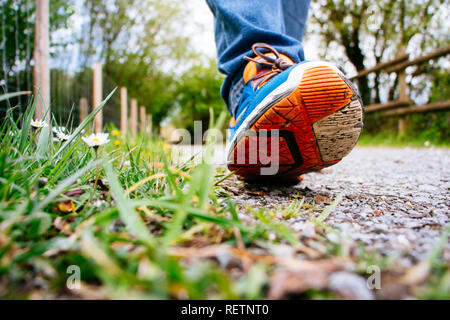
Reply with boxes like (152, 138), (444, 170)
(243, 43), (294, 85)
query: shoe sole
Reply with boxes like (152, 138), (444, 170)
(227, 61), (364, 180)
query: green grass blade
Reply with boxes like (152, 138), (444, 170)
(105, 162), (156, 247)
(0, 91), (31, 103)
(33, 159), (101, 213)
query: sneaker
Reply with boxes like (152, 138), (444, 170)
(227, 43), (364, 180)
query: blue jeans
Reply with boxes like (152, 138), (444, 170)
(205, 0), (311, 115)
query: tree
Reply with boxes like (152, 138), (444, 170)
(171, 60), (226, 134)
(309, 0), (447, 105)
(0, 0), (74, 117)
(0, 0), (74, 89)
(78, 0), (195, 128)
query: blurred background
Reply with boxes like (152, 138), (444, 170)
(0, 0), (449, 145)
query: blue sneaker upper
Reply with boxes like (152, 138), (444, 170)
(227, 44), (303, 142)
(228, 65), (296, 141)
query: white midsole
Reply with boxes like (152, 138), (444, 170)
(226, 61), (340, 158)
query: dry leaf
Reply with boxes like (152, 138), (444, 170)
(70, 282), (108, 300)
(54, 200), (76, 213)
(268, 269), (327, 299)
(267, 259), (344, 299)
(245, 190), (269, 196)
(53, 216), (72, 235)
(399, 261), (430, 285)
(314, 194), (333, 204)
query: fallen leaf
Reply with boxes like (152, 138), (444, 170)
(53, 216), (72, 235)
(267, 259), (344, 299)
(314, 194), (333, 205)
(70, 282), (109, 300)
(399, 261), (430, 285)
(268, 269), (326, 299)
(245, 190), (269, 196)
(54, 200), (76, 213)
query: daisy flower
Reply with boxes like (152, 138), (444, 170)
(52, 126), (66, 134)
(31, 119), (48, 128)
(82, 133), (110, 148)
(56, 131), (71, 141)
(53, 126), (71, 141)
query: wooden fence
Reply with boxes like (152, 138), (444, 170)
(77, 63), (152, 136)
(351, 45), (450, 135)
(32, 0), (151, 136)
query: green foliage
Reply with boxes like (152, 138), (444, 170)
(171, 60), (227, 134)
(0, 0), (74, 76)
(79, 0), (197, 128)
(0, 0), (75, 117)
(311, 0), (449, 144)
(2, 0), (221, 131)
(310, 0), (448, 105)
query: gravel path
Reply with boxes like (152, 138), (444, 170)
(175, 146), (450, 266)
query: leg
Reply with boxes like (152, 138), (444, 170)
(281, 0), (310, 41)
(205, 0), (311, 112)
(206, 1), (363, 180)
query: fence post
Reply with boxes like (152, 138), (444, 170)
(140, 106), (146, 133)
(79, 97), (88, 123)
(92, 62), (103, 133)
(397, 47), (408, 137)
(33, 0), (50, 121)
(130, 98), (138, 136)
(120, 87), (128, 136)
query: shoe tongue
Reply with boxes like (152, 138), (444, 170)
(243, 53), (294, 83)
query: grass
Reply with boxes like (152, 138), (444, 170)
(0, 94), (448, 299)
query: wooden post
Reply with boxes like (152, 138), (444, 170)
(79, 97), (88, 123)
(398, 117), (408, 137)
(120, 87), (128, 136)
(130, 98), (138, 136)
(33, 0), (50, 120)
(92, 62), (103, 132)
(397, 47), (408, 137)
(140, 106), (146, 133)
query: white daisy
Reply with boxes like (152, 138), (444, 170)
(52, 126), (66, 134)
(31, 119), (48, 128)
(56, 131), (71, 141)
(82, 133), (110, 148)
(53, 127), (71, 141)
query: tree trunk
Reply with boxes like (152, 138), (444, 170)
(343, 30), (371, 105)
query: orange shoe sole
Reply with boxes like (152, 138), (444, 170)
(227, 63), (364, 180)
